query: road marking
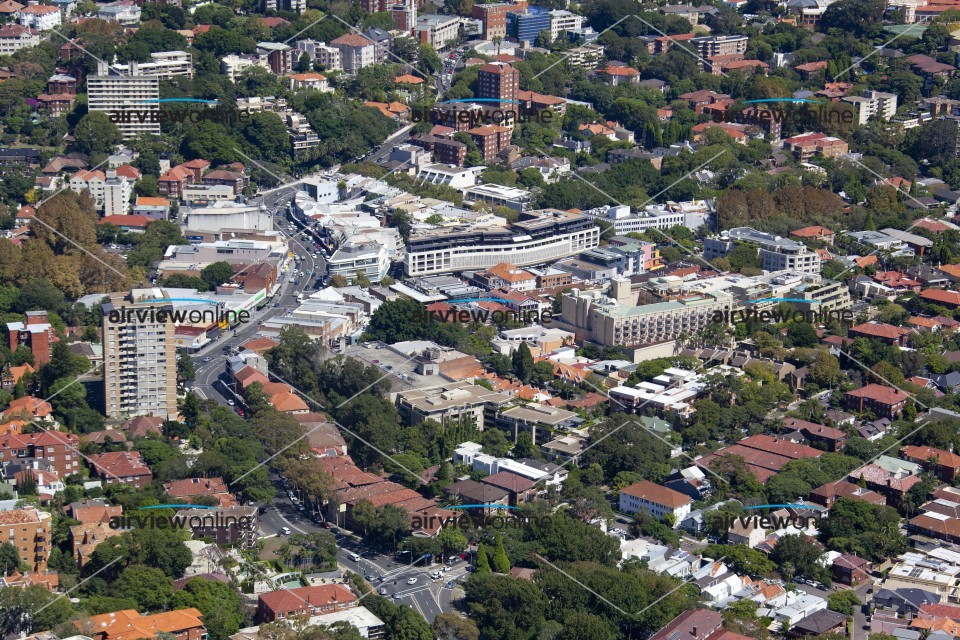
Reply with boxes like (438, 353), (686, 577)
(273, 507), (307, 534)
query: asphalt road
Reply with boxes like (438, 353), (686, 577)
(183, 192), (464, 622)
(189, 187), (324, 404)
(259, 477), (464, 622)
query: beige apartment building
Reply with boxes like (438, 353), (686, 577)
(0, 507), (52, 572)
(102, 289), (178, 420)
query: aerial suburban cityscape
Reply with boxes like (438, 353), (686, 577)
(6, 0), (960, 638)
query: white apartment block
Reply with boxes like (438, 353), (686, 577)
(102, 290), (178, 420)
(549, 10), (583, 40)
(580, 202), (712, 234)
(704, 226), (822, 274)
(18, 4), (61, 30)
(87, 62), (161, 139)
(70, 170), (106, 209)
(96, 0), (140, 26)
(113, 51), (193, 79)
(264, 0), (305, 11)
(103, 177), (132, 217)
(327, 241), (390, 283)
(221, 54), (266, 83)
(415, 14), (462, 50)
(294, 39), (341, 71)
(843, 90), (898, 125)
(330, 34), (376, 74)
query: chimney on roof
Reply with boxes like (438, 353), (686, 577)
(691, 627), (698, 637)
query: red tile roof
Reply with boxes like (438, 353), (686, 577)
(846, 383), (909, 406)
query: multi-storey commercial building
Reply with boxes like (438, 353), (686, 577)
(330, 34), (376, 73)
(404, 209), (599, 276)
(87, 62), (160, 139)
(506, 6), (550, 44)
(476, 62), (519, 107)
(843, 90), (898, 125)
(560, 283), (733, 348)
(326, 242), (390, 283)
(0, 507), (51, 571)
(704, 227), (822, 274)
(102, 289), (178, 420)
(415, 14), (461, 50)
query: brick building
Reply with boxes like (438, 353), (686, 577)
(6, 310), (56, 364)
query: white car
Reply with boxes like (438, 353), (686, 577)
(406, 577), (417, 585)
(279, 527), (291, 535)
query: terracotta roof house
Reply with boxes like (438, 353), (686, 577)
(696, 434), (822, 483)
(920, 288), (960, 307)
(480, 470), (537, 505)
(845, 383), (909, 419)
(649, 609), (723, 640)
(833, 553), (870, 586)
(3, 395), (53, 420)
(848, 321), (912, 346)
(122, 415), (164, 439)
(86, 451), (152, 487)
(66, 499), (121, 525)
(790, 225), (834, 244)
(73, 608), (206, 640)
(256, 584), (357, 623)
(163, 477), (237, 507)
(901, 445), (960, 481)
(242, 337), (278, 354)
(782, 417), (846, 451)
(809, 479), (886, 509)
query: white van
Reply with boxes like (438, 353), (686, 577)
(349, 552), (361, 562)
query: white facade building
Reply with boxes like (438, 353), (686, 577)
(113, 51), (193, 79)
(103, 177), (132, 217)
(87, 62), (161, 139)
(18, 4), (61, 30)
(549, 10), (583, 40)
